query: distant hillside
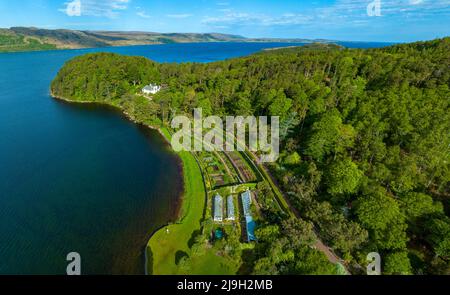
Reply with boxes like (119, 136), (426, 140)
(0, 27), (247, 52)
(0, 28), (57, 52)
(0, 27), (322, 53)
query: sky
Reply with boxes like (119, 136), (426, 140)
(0, 0), (449, 42)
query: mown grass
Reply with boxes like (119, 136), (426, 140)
(50, 93), (208, 274)
(146, 128), (207, 274)
(186, 250), (239, 275)
(54, 94), (229, 274)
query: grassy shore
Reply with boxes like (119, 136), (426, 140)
(146, 146), (206, 274)
(51, 93), (208, 275)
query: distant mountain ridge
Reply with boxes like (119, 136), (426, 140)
(0, 27), (323, 53)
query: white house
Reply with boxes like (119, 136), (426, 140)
(142, 84), (161, 95)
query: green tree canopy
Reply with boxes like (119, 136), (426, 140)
(325, 158), (363, 197)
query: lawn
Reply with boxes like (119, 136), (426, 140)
(145, 128), (265, 275)
(186, 249), (239, 275)
(146, 132), (206, 274)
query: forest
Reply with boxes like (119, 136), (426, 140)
(51, 38), (450, 274)
(0, 30), (57, 52)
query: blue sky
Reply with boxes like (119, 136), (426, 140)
(0, 0), (449, 42)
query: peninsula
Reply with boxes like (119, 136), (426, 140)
(51, 38), (450, 275)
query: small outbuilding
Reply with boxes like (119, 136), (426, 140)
(241, 190), (257, 242)
(142, 83), (161, 95)
(226, 195), (235, 221)
(241, 190), (252, 217)
(213, 194), (223, 222)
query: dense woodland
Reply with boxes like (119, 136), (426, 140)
(52, 38), (450, 274)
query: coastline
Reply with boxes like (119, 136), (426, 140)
(0, 40), (305, 54)
(0, 38), (324, 55)
(50, 90), (207, 275)
(51, 91), (172, 145)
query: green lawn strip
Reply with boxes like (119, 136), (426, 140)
(186, 249), (239, 275)
(146, 127), (207, 274)
(184, 195), (243, 275)
(50, 96), (238, 274)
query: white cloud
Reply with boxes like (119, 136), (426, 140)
(202, 11), (313, 27)
(166, 14), (192, 19)
(135, 6), (150, 18)
(61, 0), (130, 18)
(330, 0), (449, 16)
(137, 11), (150, 18)
(202, 0), (450, 28)
(65, 0), (81, 16)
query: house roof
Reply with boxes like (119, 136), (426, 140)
(227, 195), (234, 218)
(213, 194), (223, 220)
(241, 191), (256, 241)
(143, 84), (159, 90)
(241, 190), (252, 216)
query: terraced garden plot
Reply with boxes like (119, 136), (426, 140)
(225, 151), (258, 183)
(197, 151), (239, 189)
